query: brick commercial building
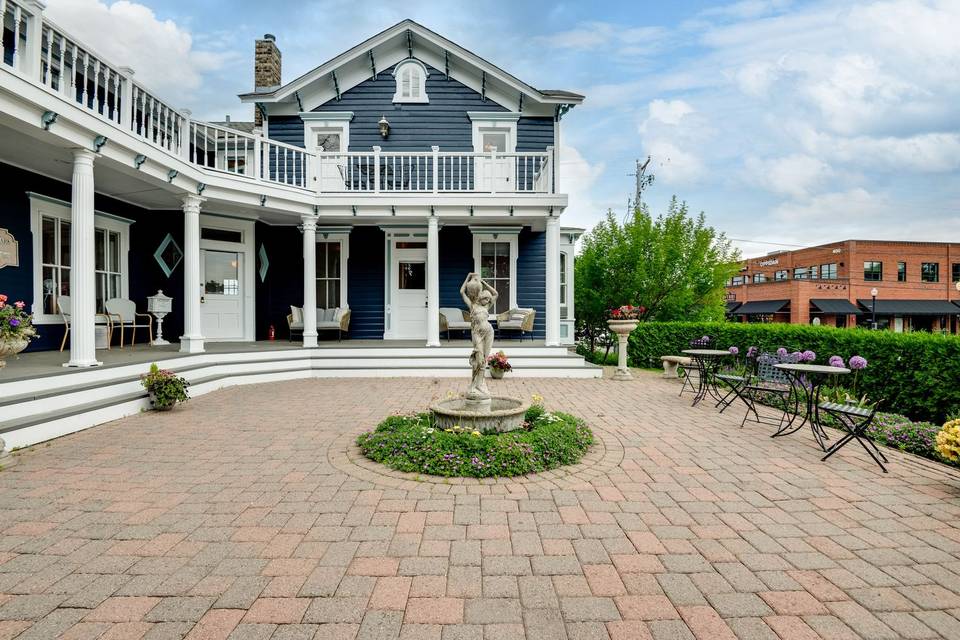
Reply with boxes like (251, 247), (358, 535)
(726, 240), (960, 333)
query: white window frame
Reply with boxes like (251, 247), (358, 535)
(560, 251), (569, 320)
(468, 112), (520, 153)
(392, 59), (429, 104)
(315, 230), (350, 309)
(29, 194), (131, 325)
(471, 229), (520, 312)
(300, 112), (353, 153)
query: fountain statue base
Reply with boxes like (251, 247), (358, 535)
(431, 396), (529, 434)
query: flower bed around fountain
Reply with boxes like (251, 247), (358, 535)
(356, 402), (594, 478)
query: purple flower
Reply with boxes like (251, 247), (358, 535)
(849, 355), (868, 370)
(828, 355), (844, 368)
(728, 346), (739, 355)
(800, 350), (816, 362)
(746, 346), (758, 358)
(701, 335), (711, 343)
(776, 347), (787, 357)
(8, 318), (20, 327)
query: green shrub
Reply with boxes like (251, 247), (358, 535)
(628, 322), (960, 423)
(356, 411), (593, 478)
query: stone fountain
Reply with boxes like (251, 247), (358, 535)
(430, 273), (528, 433)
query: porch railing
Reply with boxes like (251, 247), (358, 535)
(316, 149), (553, 194)
(1, 2), (556, 195)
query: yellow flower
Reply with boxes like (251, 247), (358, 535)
(531, 393), (544, 404)
(472, 430), (481, 437)
(936, 419), (960, 463)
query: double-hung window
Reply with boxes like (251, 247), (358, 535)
(863, 261), (883, 281)
(793, 267), (809, 280)
(31, 195), (130, 323)
(560, 252), (568, 319)
(472, 231), (519, 315)
(953, 263), (960, 283)
(316, 241), (342, 309)
(898, 261), (907, 282)
(753, 273), (767, 283)
(921, 262), (939, 283)
(820, 263), (837, 279)
(775, 270), (788, 281)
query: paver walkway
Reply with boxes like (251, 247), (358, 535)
(2, 373), (960, 640)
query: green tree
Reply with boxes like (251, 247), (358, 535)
(575, 197), (740, 356)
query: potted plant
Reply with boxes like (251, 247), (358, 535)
(0, 294), (37, 369)
(607, 305), (645, 381)
(486, 350), (512, 379)
(140, 363), (189, 411)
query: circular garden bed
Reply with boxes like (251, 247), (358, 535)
(356, 402), (593, 478)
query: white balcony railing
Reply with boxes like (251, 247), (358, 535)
(316, 149), (553, 194)
(1, 2), (557, 196)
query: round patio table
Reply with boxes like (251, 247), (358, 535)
(773, 363), (850, 450)
(681, 349), (733, 407)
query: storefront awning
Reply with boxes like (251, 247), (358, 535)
(856, 299), (960, 316)
(736, 300), (790, 315)
(810, 299), (862, 315)
(726, 301), (741, 313)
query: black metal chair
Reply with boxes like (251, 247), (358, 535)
(731, 352), (802, 429)
(678, 336), (712, 396)
(819, 401), (887, 472)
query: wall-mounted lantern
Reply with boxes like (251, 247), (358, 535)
(378, 115), (390, 139)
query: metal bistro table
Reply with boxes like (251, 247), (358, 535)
(773, 363), (850, 450)
(681, 349), (734, 407)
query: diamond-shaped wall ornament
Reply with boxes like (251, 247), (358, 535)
(258, 243), (270, 282)
(154, 233), (183, 277)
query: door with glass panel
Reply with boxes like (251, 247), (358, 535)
(480, 241), (511, 315)
(313, 129), (347, 192)
(391, 243), (427, 339)
(475, 130), (512, 192)
(200, 249), (243, 339)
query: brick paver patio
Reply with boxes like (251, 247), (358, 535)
(2, 372), (960, 639)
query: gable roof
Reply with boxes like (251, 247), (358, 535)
(239, 20), (584, 113)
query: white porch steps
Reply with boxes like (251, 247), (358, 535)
(0, 346), (600, 450)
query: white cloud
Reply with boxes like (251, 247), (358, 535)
(44, 0), (236, 107)
(534, 21), (669, 57)
(771, 188), (887, 224)
(793, 125), (960, 173)
(558, 145), (607, 226)
(743, 154), (832, 198)
(637, 99), (709, 185)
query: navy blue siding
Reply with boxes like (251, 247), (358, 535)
(439, 227), (474, 311)
(268, 61), (554, 153)
(0, 163), (185, 352)
(347, 227), (385, 339)
(254, 222), (302, 340)
(517, 229), (546, 339)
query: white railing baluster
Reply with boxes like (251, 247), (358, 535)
(43, 26), (52, 85)
(0, 0), (7, 66)
(11, 5), (21, 70)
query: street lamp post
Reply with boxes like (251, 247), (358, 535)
(871, 287), (878, 330)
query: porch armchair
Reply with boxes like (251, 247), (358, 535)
(104, 298), (153, 347)
(287, 306), (352, 342)
(496, 308), (536, 341)
(56, 295), (115, 352)
(439, 308), (471, 340)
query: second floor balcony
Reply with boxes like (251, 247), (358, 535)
(0, 1), (557, 198)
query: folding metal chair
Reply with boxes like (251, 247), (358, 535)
(678, 336), (712, 397)
(732, 352), (801, 429)
(819, 401), (887, 473)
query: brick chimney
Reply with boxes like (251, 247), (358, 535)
(254, 34), (281, 126)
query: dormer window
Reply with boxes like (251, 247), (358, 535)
(393, 59), (429, 103)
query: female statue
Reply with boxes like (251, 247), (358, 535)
(460, 273), (498, 401)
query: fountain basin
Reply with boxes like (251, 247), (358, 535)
(431, 396), (529, 434)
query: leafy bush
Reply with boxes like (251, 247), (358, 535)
(356, 410), (593, 478)
(628, 321), (960, 422)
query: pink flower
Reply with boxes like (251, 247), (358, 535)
(14, 301), (25, 309)
(0, 294), (7, 303)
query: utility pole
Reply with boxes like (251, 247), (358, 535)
(628, 156), (655, 209)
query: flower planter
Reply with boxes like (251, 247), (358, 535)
(149, 392), (175, 411)
(607, 319), (639, 381)
(0, 337), (29, 369)
(490, 368), (505, 379)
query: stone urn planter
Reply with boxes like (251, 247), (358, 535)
(0, 337), (29, 369)
(489, 368), (505, 379)
(607, 319), (639, 381)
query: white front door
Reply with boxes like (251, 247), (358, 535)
(476, 130), (512, 192)
(201, 249), (243, 339)
(391, 245), (427, 339)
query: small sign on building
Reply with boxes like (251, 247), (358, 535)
(0, 228), (18, 269)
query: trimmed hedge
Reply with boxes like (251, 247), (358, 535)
(627, 322), (960, 423)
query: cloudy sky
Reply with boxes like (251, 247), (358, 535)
(45, 0), (960, 256)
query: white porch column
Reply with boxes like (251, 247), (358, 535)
(545, 216), (561, 346)
(301, 215), (318, 348)
(66, 149), (101, 367)
(179, 194), (205, 353)
(426, 215), (441, 347)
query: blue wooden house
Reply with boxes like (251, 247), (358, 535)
(0, 14), (586, 365)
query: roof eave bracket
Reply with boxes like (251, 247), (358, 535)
(407, 30), (413, 58)
(294, 90), (303, 112)
(481, 71), (486, 102)
(331, 71), (341, 101)
(368, 50), (377, 80)
(444, 50), (450, 80)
